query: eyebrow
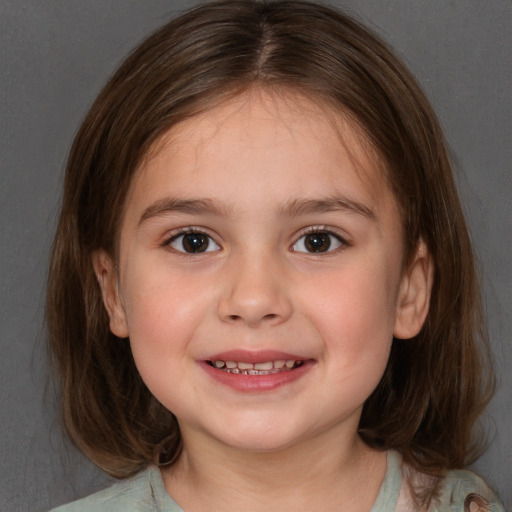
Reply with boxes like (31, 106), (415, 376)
(278, 196), (376, 220)
(138, 197), (234, 226)
(138, 194), (376, 226)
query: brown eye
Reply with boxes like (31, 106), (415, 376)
(169, 232), (220, 253)
(292, 231), (343, 253)
(305, 233), (330, 252)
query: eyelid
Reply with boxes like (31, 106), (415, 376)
(162, 226), (222, 254)
(160, 225), (349, 255)
(290, 225), (350, 253)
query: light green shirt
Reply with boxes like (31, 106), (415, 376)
(51, 451), (504, 511)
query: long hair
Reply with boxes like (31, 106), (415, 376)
(47, 0), (494, 494)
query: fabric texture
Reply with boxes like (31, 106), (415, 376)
(50, 451), (504, 511)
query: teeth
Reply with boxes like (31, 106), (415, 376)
(211, 359), (303, 373)
(254, 361), (273, 370)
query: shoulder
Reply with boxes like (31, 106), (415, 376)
(49, 468), (155, 512)
(396, 453), (505, 512)
(434, 469), (505, 512)
(50, 466), (182, 512)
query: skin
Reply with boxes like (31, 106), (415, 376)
(94, 89), (432, 511)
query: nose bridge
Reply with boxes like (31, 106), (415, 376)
(217, 246), (292, 327)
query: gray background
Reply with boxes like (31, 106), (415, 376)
(1, 1), (510, 510)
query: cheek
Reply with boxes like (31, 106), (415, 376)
(300, 261), (398, 366)
(119, 259), (210, 369)
(308, 271), (396, 410)
(120, 274), (206, 412)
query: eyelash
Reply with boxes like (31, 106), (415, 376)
(164, 227), (221, 255)
(163, 226), (349, 255)
(291, 226), (349, 254)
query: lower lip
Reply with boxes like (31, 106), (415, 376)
(200, 360), (313, 392)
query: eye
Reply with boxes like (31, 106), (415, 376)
(168, 230), (220, 254)
(292, 230), (345, 253)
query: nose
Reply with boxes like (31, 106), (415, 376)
(217, 251), (293, 328)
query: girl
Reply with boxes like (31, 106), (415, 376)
(47, 1), (504, 510)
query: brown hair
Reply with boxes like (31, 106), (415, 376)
(47, 0), (494, 496)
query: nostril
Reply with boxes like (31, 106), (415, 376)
(226, 312), (277, 323)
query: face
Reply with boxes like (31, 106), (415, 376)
(95, 90), (431, 455)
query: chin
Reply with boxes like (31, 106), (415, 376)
(207, 419), (311, 454)
(222, 435), (300, 454)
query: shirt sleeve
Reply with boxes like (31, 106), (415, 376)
(48, 466), (183, 512)
(435, 469), (505, 512)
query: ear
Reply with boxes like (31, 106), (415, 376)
(92, 250), (129, 338)
(393, 240), (433, 340)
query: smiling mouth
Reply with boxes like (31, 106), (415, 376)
(206, 359), (304, 375)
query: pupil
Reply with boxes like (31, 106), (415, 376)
(305, 233), (330, 252)
(183, 233), (208, 252)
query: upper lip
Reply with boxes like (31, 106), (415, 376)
(203, 349), (310, 363)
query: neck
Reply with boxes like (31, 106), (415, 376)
(161, 426), (387, 512)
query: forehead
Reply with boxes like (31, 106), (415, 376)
(135, 89), (390, 205)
